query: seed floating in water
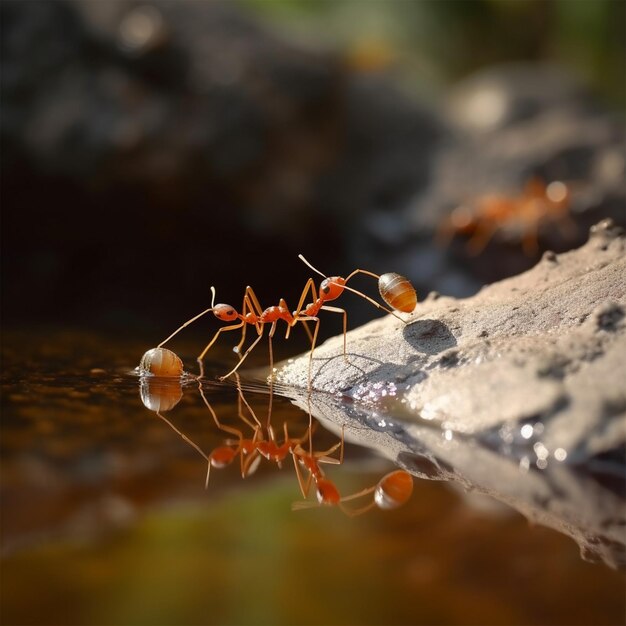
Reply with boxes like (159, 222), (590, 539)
(139, 347), (184, 377)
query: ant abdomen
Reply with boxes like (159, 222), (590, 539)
(378, 273), (417, 313)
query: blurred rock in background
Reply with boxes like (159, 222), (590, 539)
(2, 0), (624, 335)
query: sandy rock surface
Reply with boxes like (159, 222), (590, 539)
(275, 220), (625, 568)
(277, 219), (625, 460)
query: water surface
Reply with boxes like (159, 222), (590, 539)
(2, 330), (624, 625)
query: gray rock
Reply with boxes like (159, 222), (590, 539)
(274, 220), (626, 568)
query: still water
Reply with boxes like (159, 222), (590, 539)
(1, 331), (625, 626)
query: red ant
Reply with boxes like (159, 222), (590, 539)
(156, 256), (417, 382)
(289, 425), (346, 508)
(292, 462), (414, 516)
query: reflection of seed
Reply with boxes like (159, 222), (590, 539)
(140, 378), (183, 412)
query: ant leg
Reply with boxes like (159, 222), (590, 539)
(340, 282), (406, 323)
(244, 286), (265, 317)
(242, 449), (262, 477)
(258, 321), (278, 426)
(219, 327), (264, 380)
(521, 224), (540, 257)
(339, 481), (379, 516)
(435, 216), (457, 247)
(155, 410), (212, 487)
(298, 315), (320, 391)
(340, 484), (376, 503)
(466, 222), (497, 255)
(341, 500), (376, 517)
(295, 278), (317, 316)
(234, 320), (248, 358)
(198, 321), (245, 365)
(344, 268), (380, 281)
(291, 450), (313, 499)
(315, 425), (344, 464)
(286, 278), (317, 341)
(234, 294), (256, 356)
(268, 319), (278, 374)
(320, 305), (348, 361)
(158, 307), (213, 348)
(198, 383), (242, 439)
(233, 373), (262, 428)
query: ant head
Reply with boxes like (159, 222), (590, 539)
(213, 304), (238, 322)
(209, 286), (239, 322)
(299, 254), (344, 301)
(316, 478), (341, 505)
(320, 276), (345, 301)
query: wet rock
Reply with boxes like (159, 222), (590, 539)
(275, 220), (626, 567)
(277, 219), (625, 460)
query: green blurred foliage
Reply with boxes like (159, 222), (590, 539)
(242, 0), (625, 105)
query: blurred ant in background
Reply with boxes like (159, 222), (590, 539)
(438, 177), (576, 256)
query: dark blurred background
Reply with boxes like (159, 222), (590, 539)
(2, 0), (624, 341)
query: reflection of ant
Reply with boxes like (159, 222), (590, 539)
(152, 255), (416, 382)
(289, 428), (414, 516)
(139, 377), (414, 516)
(292, 466), (414, 516)
(140, 374), (267, 486)
(438, 178), (575, 256)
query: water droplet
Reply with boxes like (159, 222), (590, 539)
(520, 424), (534, 439)
(533, 442), (549, 460)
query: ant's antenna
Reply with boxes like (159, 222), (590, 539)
(157, 287), (217, 348)
(298, 254), (326, 279)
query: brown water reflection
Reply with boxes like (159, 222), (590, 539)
(1, 331), (625, 626)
